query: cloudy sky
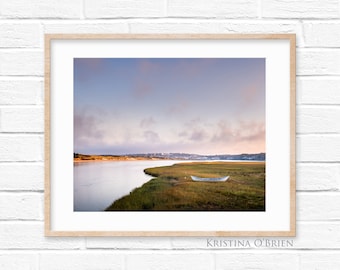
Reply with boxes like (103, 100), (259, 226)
(74, 58), (265, 155)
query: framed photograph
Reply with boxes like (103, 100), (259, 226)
(45, 34), (296, 236)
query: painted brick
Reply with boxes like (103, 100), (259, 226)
(0, 50), (43, 76)
(297, 193), (340, 221)
(0, 254), (38, 270)
(84, 0), (166, 18)
(0, 0), (83, 19)
(218, 20), (302, 45)
(216, 254), (299, 270)
(294, 222), (340, 248)
(0, 222), (84, 249)
(0, 193), (43, 220)
(300, 253), (340, 270)
(0, 23), (41, 48)
(297, 77), (340, 105)
(43, 21), (129, 34)
(296, 164), (340, 191)
(0, 163), (44, 191)
(39, 253), (124, 270)
(0, 107), (44, 133)
(130, 20), (303, 45)
(126, 253), (214, 270)
(297, 135), (340, 162)
(130, 20), (224, 33)
(296, 106), (340, 133)
(0, 79), (43, 105)
(0, 135), (43, 162)
(86, 237), (172, 249)
(297, 49), (340, 76)
(262, 0), (339, 18)
(168, 0), (257, 18)
(304, 22), (340, 47)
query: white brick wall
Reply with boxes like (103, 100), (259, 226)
(0, 0), (340, 269)
(167, 0), (258, 18)
(0, 0), (83, 19)
(84, 0), (166, 18)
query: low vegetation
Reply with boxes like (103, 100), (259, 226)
(106, 162), (265, 211)
(73, 153), (162, 161)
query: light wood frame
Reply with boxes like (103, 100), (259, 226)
(45, 34), (296, 236)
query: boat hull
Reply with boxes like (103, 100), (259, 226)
(190, 175), (229, 182)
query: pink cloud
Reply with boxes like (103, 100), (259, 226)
(138, 59), (160, 74)
(168, 100), (189, 114)
(213, 120), (265, 142)
(189, 130), (208, 142)
(143, 130), (160, 143)
(133, 82), (153, 98)
(243, 85), (259, 104)
(140, 117), (156, 129)
(177, 59), (217, 78)
(74, 111), (104, 151)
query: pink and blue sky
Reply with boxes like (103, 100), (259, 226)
(74, 58), (265, 155)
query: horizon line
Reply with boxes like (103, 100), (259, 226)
(74, 152), (266, 156)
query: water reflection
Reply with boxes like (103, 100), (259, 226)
(74, 160), (180, 211)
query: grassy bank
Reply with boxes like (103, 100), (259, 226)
(106, 162), (265, 211)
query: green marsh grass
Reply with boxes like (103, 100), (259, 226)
(106, 162), (265, 211)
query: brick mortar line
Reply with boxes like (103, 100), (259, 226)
(0, 190), (44, 194)
(296, 191), (340, 194)
(0, 132), (44, 135)
(0, 247), (337, 252)
(1, 250), (340, 254)
(0, 161), (44, 163)
(1, 17), (340, 21)
(83, 247), (340, 251)
(302, 46), (340, 49)
(297, 47), (340, 51)
(0, 48), (42, 51)
(0, 76), (43, 80)
(296, 132), (340, 135)
(0, 161), (43, 164)
(297, 74), (340, 77)
(297, 103), (340, 106)
(0, 219), (43, 222)
(0, 105), (44, 108)
(297, 161), (340, 164)
(297, 134), (340, 137)
(0, 74), (43, 77)
(0, 220), (43, 224)
(0, 133), (43, 136)
(297, 104), (340, 107)
(39, 18), (303, 23)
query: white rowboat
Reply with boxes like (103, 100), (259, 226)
(190, 175), (229, 182)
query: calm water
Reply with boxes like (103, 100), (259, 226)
(74, 160), (183, 211)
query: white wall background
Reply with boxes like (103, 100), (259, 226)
(0, 0), (340, 269)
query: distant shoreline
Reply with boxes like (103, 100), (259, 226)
(74, 156), (170, 163)
(74, 152), (265, 163)
(74, 158), (265, 164)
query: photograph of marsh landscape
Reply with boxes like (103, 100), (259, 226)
(74, 58), (265, 212)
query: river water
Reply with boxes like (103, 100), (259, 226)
(74, 160), (186, 211)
